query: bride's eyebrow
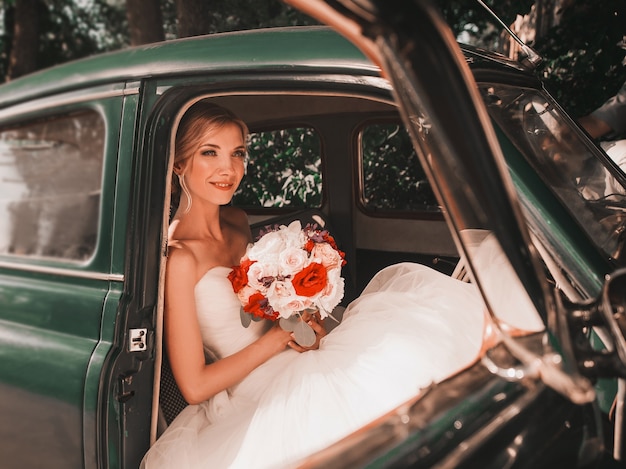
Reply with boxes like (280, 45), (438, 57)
(198, 144), (245, 151)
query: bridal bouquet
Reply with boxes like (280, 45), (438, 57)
(228, 220), (346, 346)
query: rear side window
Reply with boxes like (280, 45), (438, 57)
(0, 110), (105, 261)
(360, 122), (440, 212)
(233, 127), (323, 208)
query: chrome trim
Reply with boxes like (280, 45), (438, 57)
(615, 378), (625, 460)
(0, 86), (140, 121)
(0, 261), (124, 282)
(433, 384), (541, 468)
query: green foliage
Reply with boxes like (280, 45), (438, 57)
(177, 0), (318, 33)
(433, 0), (534, 50)
(361, 123), (438, 211)
(234, 123), (440, 213)
(433, 0), (626, 121)
(233, 128), (323, 208)
(0, 0), (128, 83)
(1, 0), (623, 119)
(37, 0), (128, 68)
(533, 0), (626, 118)
(0, 0), (316, 82)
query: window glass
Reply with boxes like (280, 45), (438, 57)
(233, 127), (322, 208)
(482, 85), (626, 262)
(0, 110), (105, 260)
(360, 122), (440, 212)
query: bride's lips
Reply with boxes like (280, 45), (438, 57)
(211, 182), (235, 191)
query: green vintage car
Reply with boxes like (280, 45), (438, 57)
(1, 0), (626, 467)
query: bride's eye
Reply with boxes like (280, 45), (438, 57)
(201, 149), (217, 157)
(233, 150), (247, 159)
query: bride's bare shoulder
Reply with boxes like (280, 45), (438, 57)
(166, 239), (197, 271)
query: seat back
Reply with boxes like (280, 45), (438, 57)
(158, 347), (188, 429)
(250, 208), (331, 239)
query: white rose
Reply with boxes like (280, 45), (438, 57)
(279, 247), (309, 275)
(280, 220), (307, 250)
(316, 267), (345, 318)
(248, 231), (284, 263)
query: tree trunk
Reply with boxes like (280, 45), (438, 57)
(7, 0), (43, 80)
(126, 0), (165, 46)
(176, 0), (213, 37)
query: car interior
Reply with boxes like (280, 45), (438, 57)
(151, 90), (463, 440)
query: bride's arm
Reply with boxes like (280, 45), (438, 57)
(164, 248), (294, 405)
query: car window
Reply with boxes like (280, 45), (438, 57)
(359, 122), (440, 212)
(0, 110), (105, 261)
(233, 127), (322, 208)
(482, 85), (626, 262)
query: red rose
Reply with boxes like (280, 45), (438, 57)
(291, 262), (327, 297)
(244, 292), (271, 319)
(228, 259), (255, 293)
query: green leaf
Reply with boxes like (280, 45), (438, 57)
(240, 307), (251, 328)
(279, 314), (316, 347)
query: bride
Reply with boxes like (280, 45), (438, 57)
(141, 101), (488, 468)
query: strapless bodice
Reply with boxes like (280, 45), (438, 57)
(194, 266), (267, 360)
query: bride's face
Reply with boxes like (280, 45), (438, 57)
(183, 122), (246, 207)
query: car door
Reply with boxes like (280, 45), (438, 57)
(0, 85), (124, 468)
(282, 0), (611, 467)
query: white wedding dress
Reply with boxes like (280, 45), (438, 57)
(141, 262), (487, 468)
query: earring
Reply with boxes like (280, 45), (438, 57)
(179, 173), (192, 213)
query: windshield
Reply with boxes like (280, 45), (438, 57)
(482, 85), (626, 264)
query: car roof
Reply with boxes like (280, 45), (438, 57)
(0, 26), (377, 109)
(0, 25), (532, 110)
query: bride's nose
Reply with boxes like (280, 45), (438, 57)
(217, 155), (237, 174)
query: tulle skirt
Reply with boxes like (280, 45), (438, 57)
(142, 263), (486, 468)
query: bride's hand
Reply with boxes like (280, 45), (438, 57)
(288, 312), (327, 352)
(260, 323), (297, 356)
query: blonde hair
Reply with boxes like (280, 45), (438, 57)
(172, 101), (249, 213)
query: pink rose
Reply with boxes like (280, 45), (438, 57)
(311, 243), (343, 269)
(237, 285), (257, 305)
(316, 268), (345, 318)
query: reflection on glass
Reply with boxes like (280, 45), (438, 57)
(461, 228), (544, 332)
(482, 85), (626, 262)
(0, 111), (104, 261)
